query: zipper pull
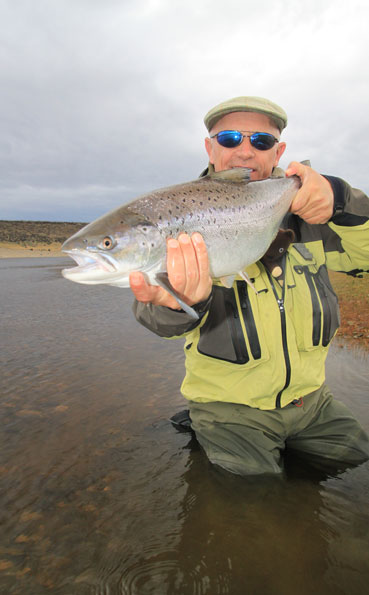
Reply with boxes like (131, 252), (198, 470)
(277, 298), (285, 312)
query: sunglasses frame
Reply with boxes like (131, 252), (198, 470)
(210, 130), (280, 151)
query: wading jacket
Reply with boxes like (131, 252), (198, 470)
(133, 168), (369, 410)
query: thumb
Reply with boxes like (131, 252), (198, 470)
(285, 161), (309, 180)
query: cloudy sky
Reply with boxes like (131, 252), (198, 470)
(1, 0), (368, 222)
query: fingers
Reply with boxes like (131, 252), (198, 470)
(130, 232), (212, 309)
(192, 232), (212, 299)
(129, 271), (180, 309)
(286, 161), (334, 224)
(167, 235), (196, 296)
(167, 232), (212, 306)
(129, 271), (157, 303)
(285, 161), (307, 179)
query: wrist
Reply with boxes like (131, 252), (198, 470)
(323, 175), (346, 219)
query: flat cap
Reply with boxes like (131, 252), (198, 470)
(204, 96), (287, 132)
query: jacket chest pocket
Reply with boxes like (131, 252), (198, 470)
(197, 283), (268, 365)
(289, 262), (340, 349)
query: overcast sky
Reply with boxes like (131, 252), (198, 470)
(1, 0), (368, 222)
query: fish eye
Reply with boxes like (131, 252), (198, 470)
(100, 236), (115, 250)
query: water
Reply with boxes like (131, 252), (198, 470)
(0, 257), (368, 595)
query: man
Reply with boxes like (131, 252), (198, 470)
(130, 96), (369, 475)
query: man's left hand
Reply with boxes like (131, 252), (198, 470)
(285, 161), (334, 224)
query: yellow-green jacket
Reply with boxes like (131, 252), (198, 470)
(133, 172), (369, 410)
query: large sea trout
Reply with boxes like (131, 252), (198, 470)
(62, 168), (300, 318)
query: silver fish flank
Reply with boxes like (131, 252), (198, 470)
(62, 168), (300, 312)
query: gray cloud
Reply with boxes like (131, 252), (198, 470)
(1, 0), (368, 221)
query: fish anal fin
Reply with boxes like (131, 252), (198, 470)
(220, 275), (235, 288)
(154, 272), (199, 320)
(239, 271), (258, 294)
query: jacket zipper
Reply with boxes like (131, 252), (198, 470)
(236, 282), (262, 360)
(266, 260), (291, 408)
(302, 268), (321, 346)
(314, 275), (332, 346)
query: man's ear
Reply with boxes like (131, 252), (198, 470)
(205, 137), (214, 164)
(274, 142), (286, 167)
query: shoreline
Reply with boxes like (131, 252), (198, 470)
(0, 242), (64, 258)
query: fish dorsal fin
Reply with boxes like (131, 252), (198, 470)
(210, 167), (252, 183)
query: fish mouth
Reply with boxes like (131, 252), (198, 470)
(62, 249), (118, 281)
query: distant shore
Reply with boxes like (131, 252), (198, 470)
(0, 220), (85, 259)
(0, 242), (64, 258)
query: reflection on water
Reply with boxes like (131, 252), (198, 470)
(0, 257), (368, 594)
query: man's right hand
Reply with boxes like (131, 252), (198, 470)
(129, 232), (212, 310)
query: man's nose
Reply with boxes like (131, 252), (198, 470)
(235, 137), (255, 158)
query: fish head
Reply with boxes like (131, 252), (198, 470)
(61, 209), (163, 286)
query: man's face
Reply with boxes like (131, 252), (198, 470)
(205, 111), (286, 180)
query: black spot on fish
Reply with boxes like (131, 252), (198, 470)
(169, 209), (172, 214)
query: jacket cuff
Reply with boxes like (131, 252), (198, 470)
(323, 175), (346, 220)
(167, 290), (213, 317)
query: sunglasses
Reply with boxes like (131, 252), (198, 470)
(210, 130), (279, 151)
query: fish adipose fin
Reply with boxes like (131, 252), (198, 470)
(155, 272), (199, 320)
(210, 167), (252, 182)
(239, 271), (258, 294)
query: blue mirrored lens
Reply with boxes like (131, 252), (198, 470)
(215, 131), (277, 150)
(216, 131), (243, 148)
(250, 133), (276, 150)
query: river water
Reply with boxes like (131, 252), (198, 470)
(1, 257), (368, 595)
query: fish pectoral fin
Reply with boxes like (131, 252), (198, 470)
(210, 167), (252, 183)
(154, 272), (199, 320)
(220, 275), (235, 288)
(239, 271), (258, 294)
